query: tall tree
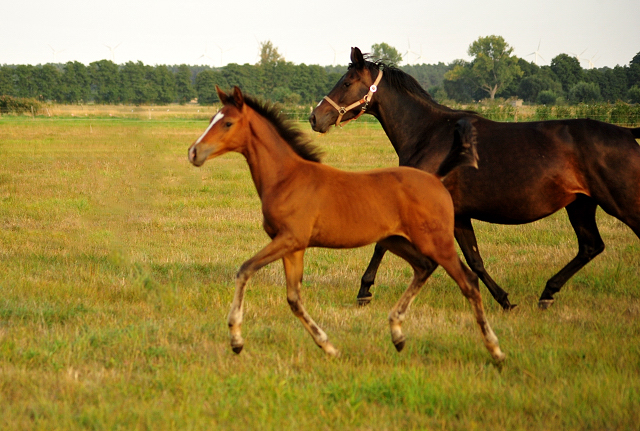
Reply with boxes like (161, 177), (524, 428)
(60, 61), (91, 103)
(120, 61), (155, 104)
(14, 65), (38, 98)
(195, 70), (228, 104)
(151, 65), (176, 104)
(90, 60), (121, 104)
(35, 64), (61, 101)
(371, 43), (403, 65)
(460, 35), (522, 99)
(175, 64), (196, 104)
(0, 66), (14, 96)
(258, 40), (284, 66)
(550, 54), (583, 93)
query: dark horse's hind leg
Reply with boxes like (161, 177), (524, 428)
(538, 195), (604, 309)
(454, 218), (516, 311)
(357, 243), (387, 305)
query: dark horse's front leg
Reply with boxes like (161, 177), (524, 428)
(357, 243), (387, 305)
(454, 218), (516, 310)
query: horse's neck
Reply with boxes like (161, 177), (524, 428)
(373, 88), (459, 164)
(242, 117), (301, 199)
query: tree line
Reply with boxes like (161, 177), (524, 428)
(440, 35), (640, 105)
(1, 38), (638, 106)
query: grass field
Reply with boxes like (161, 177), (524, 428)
(1, 115), (639, 430)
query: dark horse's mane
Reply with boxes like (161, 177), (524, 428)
(242, 95), (324, 163)
(352, 57), (475, 115)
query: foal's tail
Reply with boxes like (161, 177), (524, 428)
(436, 118), (479, 179)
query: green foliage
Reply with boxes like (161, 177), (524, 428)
(59, 61), (91, 103)
(371, 42), (403, 65)
(628, 85), (640, 104)
(569, 82), (602, 104)
(518, 74), (562, 103)
(151, 65), (177, 104)
(0, 66), (14, 95)
(574, 102), (610, 121)
(551, 54), (583, 93)
(195, 70), (227, 105)
(535, 104), (552, 120)
(89, 60), (121, 104)
(258, 40), (285, 66)
(536, 90), (560, 105)
(175, 64), (196, 104)
(2, 43), (639, 108)
(465, 35), (523, 99)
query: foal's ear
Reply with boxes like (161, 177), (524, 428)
(232, 86), (244, 108)
(351, 47), (365, 69)
(216, 86), (228, 104)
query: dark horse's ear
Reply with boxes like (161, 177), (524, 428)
(216, 86), (228, 104)
(232, 86), (244, 108)
(350, 47), (365, 69)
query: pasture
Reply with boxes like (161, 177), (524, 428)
(0, 114), (639, 430)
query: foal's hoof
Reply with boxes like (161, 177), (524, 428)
(538, 299), (555, 310)
(357, 292), (373, 306)
(231, 345), (244, 354)
(393, 339), (406, 352)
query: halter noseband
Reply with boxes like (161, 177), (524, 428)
(321, 69), (383, 127)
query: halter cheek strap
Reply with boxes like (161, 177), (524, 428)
(322, 70), (383, 127)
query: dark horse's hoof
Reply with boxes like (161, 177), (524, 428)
(502, 303), (518, 311)
(357, 293), (373, 306)
(538, 299), (554, 310)
(232, 345), (244, 354)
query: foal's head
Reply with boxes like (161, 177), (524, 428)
(188, 86), (249, 167)
(189, 86), (323, 167)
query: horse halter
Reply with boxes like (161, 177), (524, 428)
(321, 70), (383, 127)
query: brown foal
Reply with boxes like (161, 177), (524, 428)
(188, 86), (505, 362)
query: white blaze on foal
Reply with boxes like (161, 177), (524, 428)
(195, 111), (225, 144)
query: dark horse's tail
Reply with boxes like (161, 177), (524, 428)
(631, 127), (640, 140)
(436, 118), (479, 179)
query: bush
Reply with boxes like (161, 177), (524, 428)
(536, 90), (559, 106)
(569, 82), (602, 104)
(535, 105), (552, 120)
(628, 86), (640, 104)
(0, 95), (42, 115)
(554, 105), (573, 119)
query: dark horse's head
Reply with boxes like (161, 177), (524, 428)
(309, 47), (381, 133)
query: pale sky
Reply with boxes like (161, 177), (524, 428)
(1, 0), (639, 69)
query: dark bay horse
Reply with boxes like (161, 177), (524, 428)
(309, 47), (640, 310)
(188, 86), (505, 362)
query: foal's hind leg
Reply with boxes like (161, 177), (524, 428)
(357, 243), (387, 305)
(455, 218), (515, 310)
(283, 250), (338, 357)
(538, 195), (604, 309)
(379, 237), (437, 351)
(440, 257), (505, 362)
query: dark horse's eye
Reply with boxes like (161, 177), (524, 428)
(344, 82), (351, 88)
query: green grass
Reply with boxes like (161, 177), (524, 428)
(1, 117), (639, 430)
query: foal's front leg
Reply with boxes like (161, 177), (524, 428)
(283, 251), (338, 357)
(228, 237), (293, 354)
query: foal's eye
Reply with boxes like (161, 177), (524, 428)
(225, 122), (233, 127)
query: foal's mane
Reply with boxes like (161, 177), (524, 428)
(352, 57), (474, 115)
(242, 96), (324, 163)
